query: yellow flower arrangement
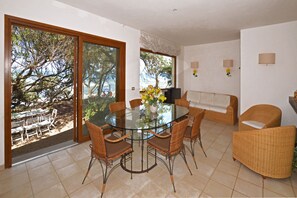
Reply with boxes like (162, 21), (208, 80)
(141, 85), (166, 106)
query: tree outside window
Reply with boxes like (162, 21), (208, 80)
(140, 50), (175, 89)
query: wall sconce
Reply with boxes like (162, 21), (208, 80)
(259, 53), (275, 65)
(191, 61), (199, 77)
(223, 59), (233, 77)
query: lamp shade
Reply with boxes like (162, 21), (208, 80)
(223, 60), (233, 68)
(191, 61), (199, 69)
(259, 53), (275, 64)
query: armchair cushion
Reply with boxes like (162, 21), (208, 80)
(209, 106), (227, 113)
(190, 101), (210, 110)
(213, 94), (230, 108)
(241, 120), (265, 129)
(187, 91), (201, 103)
(200, 92), (214, 105)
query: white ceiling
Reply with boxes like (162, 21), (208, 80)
(57, 0), (297, 46)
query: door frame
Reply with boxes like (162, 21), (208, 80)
(4, 15), (126, 168)
(77, 35), (126, 142)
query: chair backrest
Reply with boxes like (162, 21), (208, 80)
(12, 120), (24, 128)
(175, 99), (189, 108)
(169, 118), (189, 155)
(26, 116), (39, 124)
(85, 121), (107, 159)
(129, 98), (142, 108)
(52, 109), (58, 119)
(109, 101), (125, 113)
(188, 107), (205, 139)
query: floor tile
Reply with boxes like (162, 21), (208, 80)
(52, 155), (74, 171)
(203, 180), (233, 197)
(264, 177), (295, 197)
(56, 163), (83, 181)
(26, 156), (50, 170)
(34, 183), (67, 198)
(48, 150), (71, 162)
(211, 169), (237, 189)
(0, 163), (27, 181)
(30, 172), (60, 194)
(237, 165), (263, 187)
(28, 162), (55, 181)
(216, 160), (240, 177)
(263, 188), (284, 197)
(234, 178), (262, 197)
(69, 183), (100, 198)
(134, 181), (167, 197)
(0, 182), (33, 198)
(0, 172), (30, 195)
(231, 190), (247, 197)
(61, 171), (91, 194)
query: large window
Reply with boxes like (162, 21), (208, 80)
(140, 50), (175, 89)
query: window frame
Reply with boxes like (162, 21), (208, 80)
(140, 48), (177, 90)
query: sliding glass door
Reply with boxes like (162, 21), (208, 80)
(10, 24), (76, 163)
(81, 42), (119, 138)
(5, 15), (126, 167)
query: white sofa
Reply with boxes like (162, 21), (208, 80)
(179, 90), (238, 125)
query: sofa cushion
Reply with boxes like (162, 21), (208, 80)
(200, 92), (214, 105)
(241, 120), (265, 129)
(190, 101), (210, 110)
(213, 94), (230, 108)
(209, 106), (227, 113)
(187, 91), (201, 103)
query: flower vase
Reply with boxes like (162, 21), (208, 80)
(150, 105), (158, 114)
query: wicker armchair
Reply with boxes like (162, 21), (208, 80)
(129, 98), (142, 108)
(239, 104), (282, 131)
(82, 121), (133, 197)
(233, 126), (296, 178)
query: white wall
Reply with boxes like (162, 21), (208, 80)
(241, 21), (297, 126)
(183, 40), (240, 99)
(0, 0), (141, 167)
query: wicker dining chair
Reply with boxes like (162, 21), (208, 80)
(147, 118), (192, 193)
(184, 107), (206, 169)
(109, 101), (126, 113)
(82, 121), (133, 197)
(175, 98), (190, 108)
(129, 98), (142, 108)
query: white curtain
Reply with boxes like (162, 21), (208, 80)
(139, 31), (180, 56)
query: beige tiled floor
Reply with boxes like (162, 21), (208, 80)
(1, 120), (297, 197)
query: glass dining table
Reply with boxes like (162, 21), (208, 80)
(105, 103), (189, 174)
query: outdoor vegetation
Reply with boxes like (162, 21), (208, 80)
(11, 25), (119, 146)
(140, 51), (174, 89)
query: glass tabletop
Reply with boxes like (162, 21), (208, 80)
(105, 103), (189, 131)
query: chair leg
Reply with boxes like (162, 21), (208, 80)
(189, 140), (198, 169)
(82, 156), (94, 184)
(99, 160), (109, 198)
(181, 148), (193, 175)
(130, 152), (133, 179)
(168, 157), (176, 193)
(198, 137), (207, 157)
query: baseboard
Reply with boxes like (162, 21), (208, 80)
(0, 164), (4, 171)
